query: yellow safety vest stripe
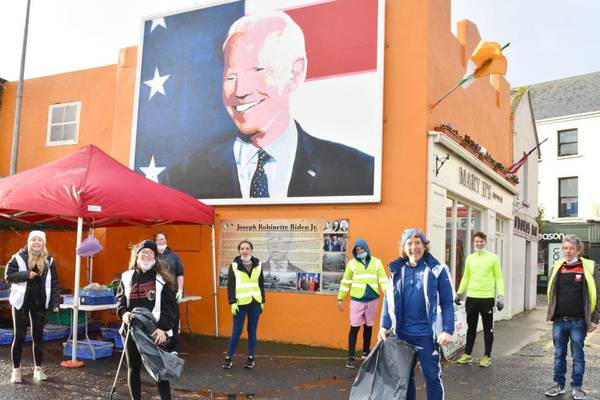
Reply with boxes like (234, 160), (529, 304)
(233, 262), (263, 305)
(337, 257), (388, 300)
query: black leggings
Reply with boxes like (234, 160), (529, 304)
(348, 324), (373, 358)
(125, 333), (171, 400)
(465, 297), (495, 356)
(165, 308), (179, 353)
(11, 306), (46, 368)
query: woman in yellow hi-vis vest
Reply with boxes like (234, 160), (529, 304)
(337, 239), (388, 369)
(223, 240), (265, 370)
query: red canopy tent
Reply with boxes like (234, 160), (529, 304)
(0, 145), (216, 366)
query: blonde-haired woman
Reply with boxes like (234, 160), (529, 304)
(4, 230), (60, 383)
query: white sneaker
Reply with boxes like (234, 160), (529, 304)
(33, 366), (47, 381)
(10, 368), (21, 384)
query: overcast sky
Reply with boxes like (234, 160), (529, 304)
(0, 0), (599, 86)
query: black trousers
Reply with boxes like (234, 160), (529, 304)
(125, 333), (171, 400)
(165, 308), (179, 353)
(348, 325), (373, 358)
(465, 297), (495, 357)
(11, 306), (46, 368)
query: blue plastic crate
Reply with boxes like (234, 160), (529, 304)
(100, 326), (123, 349)
(80, 295), (116, 305)
(2, 325), (67, 344)
(43, 324), (69, 341)
(63, 339), (114, 360)
(0, 288), (9, 298)
(63, 293), (116, 305)
(80, 289), (114, 297)
(0, 329), (14, 345)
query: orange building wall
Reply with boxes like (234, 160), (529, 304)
(427, 4), (512, 166)
(0, 65), (118, 175)
(0, 0), (511, 349)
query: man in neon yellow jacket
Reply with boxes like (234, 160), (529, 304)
(543, 234), (599, 400)
(455, 231), (504, 367)
(337, 239), (388, 369)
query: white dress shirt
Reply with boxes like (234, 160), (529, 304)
(233, 119), (298, 198)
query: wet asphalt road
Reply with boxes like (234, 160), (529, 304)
(1, 302), (599, 399)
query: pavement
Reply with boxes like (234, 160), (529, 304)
(0, 296), (599, 399)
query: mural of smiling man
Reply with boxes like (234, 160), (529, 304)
(163, 10), (374, 200)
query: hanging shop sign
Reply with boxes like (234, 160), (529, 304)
(513, 213), (538, 240)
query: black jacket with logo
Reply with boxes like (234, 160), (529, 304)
(116, 268), (177, 332)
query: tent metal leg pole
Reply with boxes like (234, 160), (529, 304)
(211, 224), (219, 337)
(62, 217), (84, 367)
(72, 217), (83, 361)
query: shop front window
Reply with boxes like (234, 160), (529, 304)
(445, 196), (482, 288)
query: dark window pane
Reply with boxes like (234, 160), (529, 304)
(559, 129), (577, 143)
(64, 105), (78, 122)
(559, 142), (578, 156)
(62, 123), (77, 141)
(560, 197), (578, 217)
(49, 125), (62, 142)
(560, 178), (578, 197)
(51, 106), (64, 124)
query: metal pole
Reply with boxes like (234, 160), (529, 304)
(211, 224), (219, 337)
(88, 225), (95, 284)
(9, 0), (31, 175)
(72, 217), (83, 361)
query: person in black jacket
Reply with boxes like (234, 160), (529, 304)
(154, 232), (184, 353)
(5, 230), (60, 384)
(116, 240), (177, 400)
(222, 240), (265, 369)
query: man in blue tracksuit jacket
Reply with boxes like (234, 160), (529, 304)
(379, 228), (455, 400)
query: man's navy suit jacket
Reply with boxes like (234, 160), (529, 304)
(162, 122), (374, 199)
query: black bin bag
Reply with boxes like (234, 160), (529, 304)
(126, 307), (185, 382)
(350, 333), (416, 400)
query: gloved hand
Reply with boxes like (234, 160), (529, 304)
(496, 295), (504, 311)
(455, 293), (464, 305)
(176, 289), (183, 304)
(231, 303), (239, 316)
(260, 303), (264, 313)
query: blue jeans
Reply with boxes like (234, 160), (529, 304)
(400, 334), (444, 400)
(226, 302), (261, 357)
(552, 319), (587, 387)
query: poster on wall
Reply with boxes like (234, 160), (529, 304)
(218, 219), (349, 294)
(130, 0), (384, 205)
(440, 306), (467, 359)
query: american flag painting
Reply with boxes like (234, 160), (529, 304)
(131, 0), (384, 205)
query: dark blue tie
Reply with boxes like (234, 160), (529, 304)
(250, 149), (271, 198)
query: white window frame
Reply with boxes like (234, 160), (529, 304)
(46, 101), (81, 146)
